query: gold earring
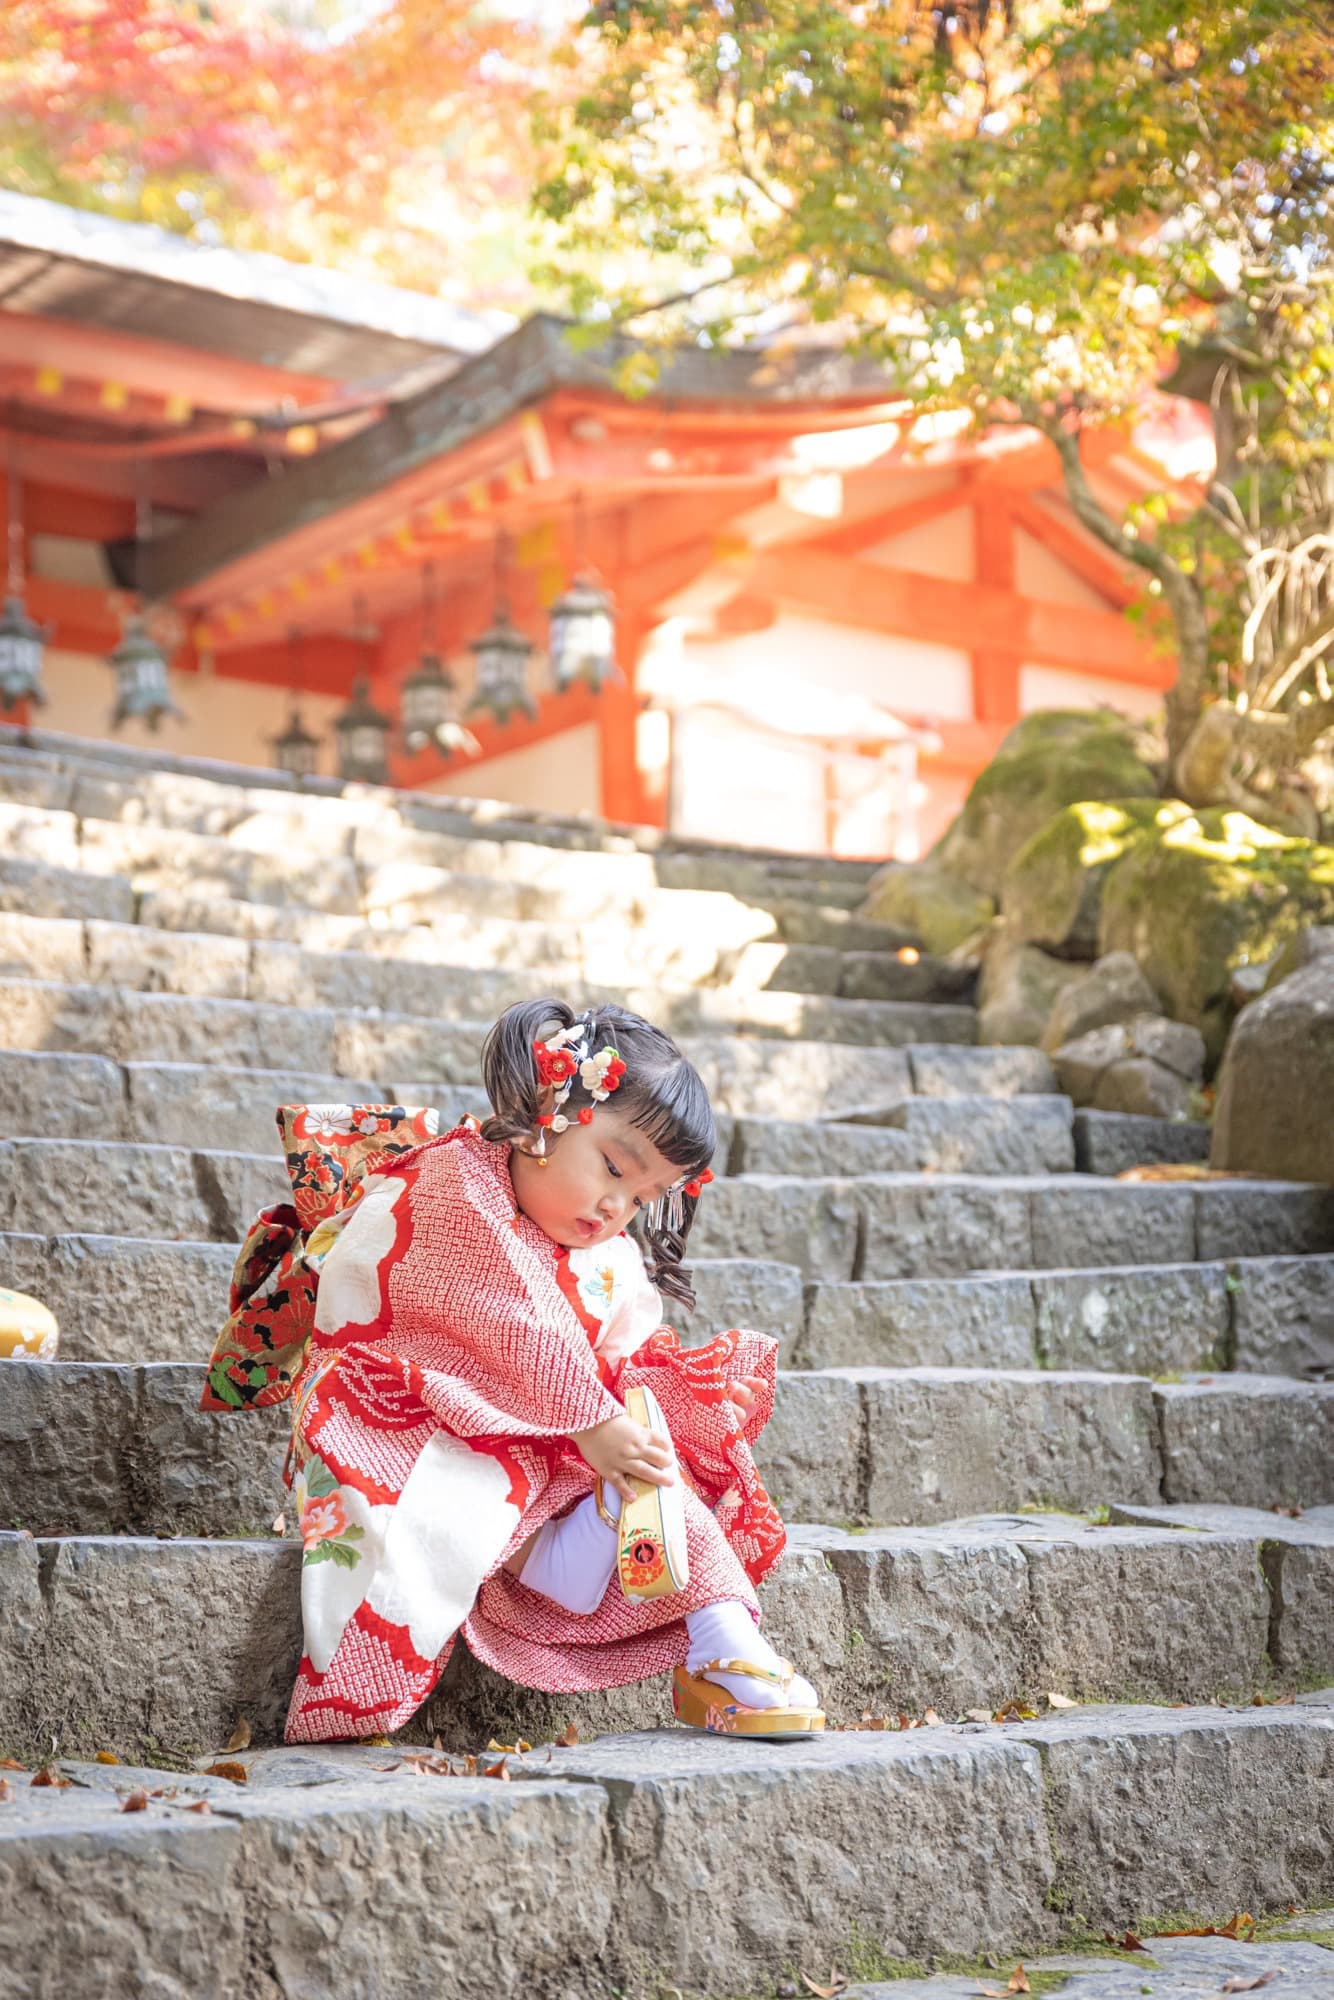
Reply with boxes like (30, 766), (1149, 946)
(536, 1155), (549, 1168)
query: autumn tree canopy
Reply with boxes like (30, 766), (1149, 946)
(538, 0), (1334, 827)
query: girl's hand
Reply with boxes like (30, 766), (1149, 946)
(572, 1411), (676, 1504)
(725, 1375), (765, 1421)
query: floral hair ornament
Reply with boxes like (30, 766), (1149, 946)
(530, 1012), (628, 1156)
(651, 1166), (713, 1236)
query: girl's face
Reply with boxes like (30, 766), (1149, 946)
(509, 1105), (683, 1251)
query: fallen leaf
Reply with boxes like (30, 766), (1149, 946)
(271, 1511), (288, 1535)
(224, 1719), (252, 1753)
(1103, 1931), (1147, 1952)
(481, 1759), (511, 1781)
(120, 1788), (150, 1813)
(463, 1753), (478, 1776)
(184, 1800), (213, 1814)
(94, 1750), (120, 1765)
(1155, 1912), (1254, 1941)
(994, 1700), (1038, 1723)
(1270, 1504), (1302, 1518)
(964, 1708), (992, 1723)
(202, 1762), (248, 1785)
(976, 1973), (1031, 1998)
(800, 1967), (847, 1999)
(486, 1738), (531, 1754)
(433, 1734), (444, 1752)
(555, 1723), (580, 1747)
(923, 1707), (941, 1726)
(1046, 1692), (1077, 1709)
(30, 1766), (70, 1789)
(0, 1778), (12, 1802)
(0, 1758), (25, 1771)
(1221, 1975), (1279, 1994)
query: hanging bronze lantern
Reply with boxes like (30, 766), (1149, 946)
(548, 571), (617, 692)
(109, 612), (183, 730)
(401, 563), (481, 758)
(335, 675), (393, 784)
(468, 532), (536, 726)
(0, 593), (49, 712)
(273, 708), (321, 780)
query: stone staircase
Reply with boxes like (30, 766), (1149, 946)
(0, 727), (1331, 1996)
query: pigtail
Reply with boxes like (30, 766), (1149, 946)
(479, 996), (575, 1148)
(637, 1190), (701, 1313)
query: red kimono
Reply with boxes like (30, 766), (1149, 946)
(284, 1125), (786, 1743)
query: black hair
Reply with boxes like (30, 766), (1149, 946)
(479, 997), (716, 1310)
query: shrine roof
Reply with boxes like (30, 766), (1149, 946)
(141, 312), (900, 599)
(0, 189), (506, 391)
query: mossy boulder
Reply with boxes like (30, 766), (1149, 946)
(859, 860), (995, 957)
(976, 922), (1087, 1046)
(1212, 958), (1334, 1181)
(933, 710), (1159, 899)
(1098, 809), (1334, 1063)
(1004, 799), (1194, 957)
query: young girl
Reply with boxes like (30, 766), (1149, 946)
(272, 997), (822, 1742)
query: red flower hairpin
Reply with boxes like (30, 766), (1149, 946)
(683, 1167), (714, 1200)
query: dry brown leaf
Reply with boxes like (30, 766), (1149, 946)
(994, 1700), (1038, 1723)
(1221, 1975), (1279, 1994)
(120, 1788), (150, 1814)
(1158, 1913), (1254, 1942)
(800, 1967), (848, 1999)
(0, 1758), (25, 1771)
(1008, 1971), (1031, 1994)
(0, 1778), (12, 1802)
(432, 1734), (444, 1752)
(1270, 1504), (1302, 1518)
(923, 1707), (941, 1726)
(94, 1750), (120, 1765)
(482, 1759), (511, 1781)
(224, 1719), (252, 1754)
(1046, 1692), (1077, 1709)
(202, 1761), (248, 1785)
(30, 1766), (70, 1789)
(486, 1738), (531, 1754)
(555, 1723), (580, 1747)
(184, 1799), (213, 1814)
(1103, 1931), (1147, 1952)
(271, 1511), (288, 1535)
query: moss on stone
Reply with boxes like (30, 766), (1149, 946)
(860, 860), (996, 956)
(1097, 807), (1334, 1063)
(1003, 799), (1193, 956)
(934, 715), (1159, 899)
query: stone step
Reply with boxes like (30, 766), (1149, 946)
(845, 1934), (1334, 2000)
(691, 1170), (1334, 1280)
(0, 979), (971, 1115)
(851, 1094), (1077, 1176)
(3, 1512), (1329, 1766)
(6, 1359), (1329, 1537)
(1073, 1107), (1211, 1176)
(3, 1700), (1330, 1997)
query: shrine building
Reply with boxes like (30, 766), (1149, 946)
(0, 189), (1208, 858)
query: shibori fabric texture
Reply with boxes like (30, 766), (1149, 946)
(282, 1124), (786, 1743)
(199, 1104), (440, 1412)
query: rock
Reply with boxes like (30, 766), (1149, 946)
(1072, 1108), (1210, 1175)
(1041, 951), (1164, 1052)
(1098, 807), (1334, 1062)
(1092, 1056), (1192, 1119)
(1212, 957), (1334, 1182)
(1230, 960), (1271, 1009)
(1264, 922), (1334, 993)
(1050, 1022), (1135, 1103)
(1003, 798), (1184, 955)
(858, 859), (995, 957)
(1130, 1015), (1206, 1082)
(930, 710), (1159, 899)
(976, 922), (1085, 1046)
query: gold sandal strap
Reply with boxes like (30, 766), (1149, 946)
(696, 1657), (793, 1686)
(593, 1479), (620, 1533)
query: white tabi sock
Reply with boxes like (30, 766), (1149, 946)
(684, 1599), (819, 1711)
(518, 1493), (618, 1616)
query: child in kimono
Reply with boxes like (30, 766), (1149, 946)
(265, 998), (822, 1743)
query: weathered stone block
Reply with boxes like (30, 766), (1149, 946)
(1072, 1110), (1209, 1176)
(0, 856), (136, 923)
(860, 1368), (1161, 1523)
(880, 1096), (1075, 1175)
(137, 1364), (288, 1535)
(1032, 1263), (1229, 1375)
(85, 920), (249, 999)
(688, 1175), (860, 1281)
(0, 1050), (127, 1143)
(976, 926), (1085, 1048)
(1020, 1526), (1270, 1701)
(125, 1060), (383, 1155)
(0, 802), (79, 865)
(730, 1116), (919, 1178)
(1230, 1253), (1334, 1376)
(906, 1043), (1056, 1098)
(0, 1138), (283, 1242)
(802, 1275), (1037, 1371)
(681, 1257), (805, 1363)
(1041, 951), (1163, 1052)
(331, 1014), (487, 1086)
(755, 1371), (863, 1519)
(1212, 958), (1334, 1183)
(858, 1177), (1033, 1280)
(1263, 1539), (1334, 1682)
(683, 1034), (912, 1119)
(1009, 1703), (1334, 1922)
(1195, 1181), (1334, 1262)
(0, 1362), (137, 1533)
(0, 910), (84, 983)
(35, 1232), (236, 1364)
(1157, 1377), (1334, 1508)
(1029, 1180), (1195, 1270)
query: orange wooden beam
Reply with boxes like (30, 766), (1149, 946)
(0, 308), (342, 414)
(1007, 492), (1141, 609)
(745, 546), (1174, 686)
(24, 482), (136, 543)
(804, 479), (972, 558)
(970, 497), (1021, 725)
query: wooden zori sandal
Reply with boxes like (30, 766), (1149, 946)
(596, 1382), (690, 1602)
(671, 1657), (826, 1739)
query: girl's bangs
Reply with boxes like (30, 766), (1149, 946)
(624, 1060), (716, 1172)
